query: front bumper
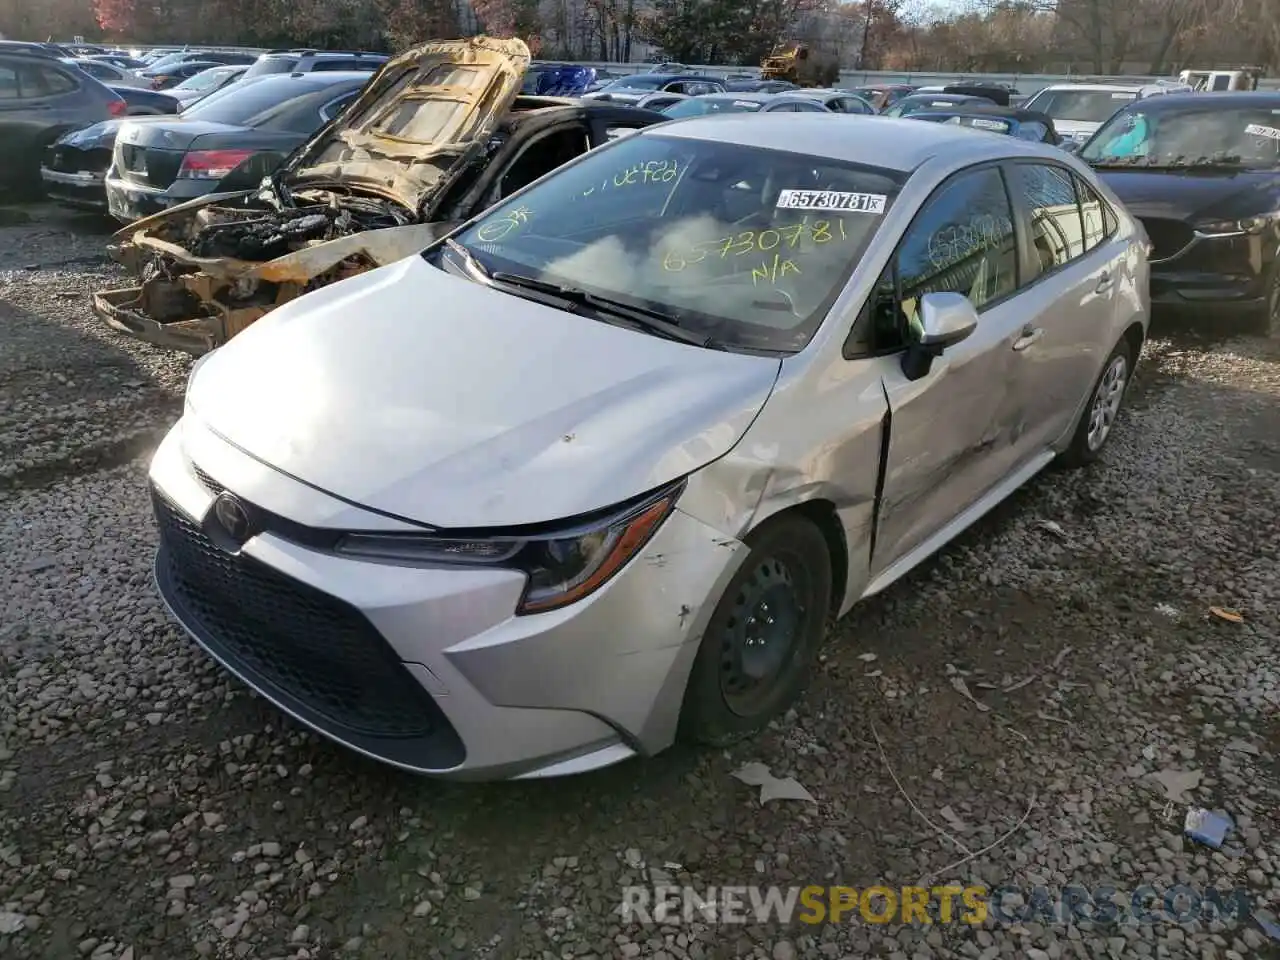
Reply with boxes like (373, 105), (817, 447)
(41, 167), (108, 211)
(148, 418), (748, 780)
(94, 287), (231, 355)
(1147, 231), (1270, 321)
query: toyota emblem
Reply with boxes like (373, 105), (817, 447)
(213, 493), (252, 543)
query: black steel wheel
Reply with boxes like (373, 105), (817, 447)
(680, 514), (832, 745)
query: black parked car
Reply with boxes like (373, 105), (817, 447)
(1080, 91), (1280, 333)
(104, 71), (371, 222)
(168, 65), (250, 109)
(907, 103), (1061, 145)
(882, 92), (996, 118)
(42, 86), (181, 211)
(139, 60), (226, 90)
(0, 48), (127, 191)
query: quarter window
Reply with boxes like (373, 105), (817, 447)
(1076, 178), (1115, 251)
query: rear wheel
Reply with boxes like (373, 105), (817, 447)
(679, 514), (832, 746)
(1059, 337), (1134, 468)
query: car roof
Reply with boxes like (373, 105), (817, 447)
(1123, 89), (1280, 111)
(1039, 83), (1143, 92)
(649, 113), (1056, 172)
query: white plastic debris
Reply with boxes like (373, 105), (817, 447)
(949, 676), (991, 712)
(1154, 603), (1180, 619)
(732, 762), (816, 805)
(1150, 768), (1203, 803)
(856, 652), (878, 662)
(1035, 519), (1068, 539)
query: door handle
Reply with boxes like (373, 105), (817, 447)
(1095, 271), (1113, 293)
(1012, 327), (1043, 351)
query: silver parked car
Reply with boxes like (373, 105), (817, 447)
(148, 115), (1149, 780)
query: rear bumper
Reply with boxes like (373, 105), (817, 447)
(105, 173), (214, 224)
(41, 167), (107, 210)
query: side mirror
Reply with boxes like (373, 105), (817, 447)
(1060, 140), (1081, 154)
(901, 292), (978, 380)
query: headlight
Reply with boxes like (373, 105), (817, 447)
(335, 482), (684, 614)
(1196, 216), (1271, 237)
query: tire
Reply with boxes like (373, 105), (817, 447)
(1058, 336), (1134, 468)
(678, 514), (832, 746)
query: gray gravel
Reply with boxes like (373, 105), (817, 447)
(1, 203), (1277, 960)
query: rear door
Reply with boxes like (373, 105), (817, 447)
(1000, 160), (1124, 458)
(0, 58), (86, 182)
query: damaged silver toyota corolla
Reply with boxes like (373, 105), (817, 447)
(149, 115), (1149, 779)
(92, 36), (665, 354)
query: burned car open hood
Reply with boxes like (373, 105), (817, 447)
(277, 36), (531, 216)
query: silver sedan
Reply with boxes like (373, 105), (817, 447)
(147, 114), (1149, 780)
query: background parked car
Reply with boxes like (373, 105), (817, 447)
(89, 53), (148, 71)
(145, 51), (258, 72)
(241, 49), (388, 80)
(660, 92), (834, 118)
(883, 92), (997, 118)
(907, 103), (1061, 144)
(1020, 83), (1144, 144)
(848, 83), (916, 110)
(520, 62), (598, 97)
(724, 79), (798, 93)
(140, 60), (229, 90)
(0, 48), (126, 192)
(62, 57), (149, 88)
(107, 84), (181, 115)
(786, 88), (877, 114)
(584, 73), (726, 104)
(104, 70), (371, 222)
(168, 64), (249, 109)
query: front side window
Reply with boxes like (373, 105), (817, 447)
(862, 167), (1017, 352)
(446, 133), (903, 353)
(1014, 163), (1084, 272)
(1081, 105), (1280, 170)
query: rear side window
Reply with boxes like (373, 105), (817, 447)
(20, 64), (79, 98)
(1013, 163), (1085, 273)
(0, 65), (17, 100)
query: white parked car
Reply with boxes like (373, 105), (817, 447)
(148, 114), (1149, 780)
(1021, 82), (1147, 144)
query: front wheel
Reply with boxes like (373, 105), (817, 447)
(679, 514), (832, 746)
(1058, 337), (1134, 468)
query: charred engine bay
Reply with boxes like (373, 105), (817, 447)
(187, 193), (413, 260)
(133, 192), (414, 326)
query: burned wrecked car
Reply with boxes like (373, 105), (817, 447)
(93, 37), (666, 354)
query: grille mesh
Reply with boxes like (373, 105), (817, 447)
(153, 489), (446, 740)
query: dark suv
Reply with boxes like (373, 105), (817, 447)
(242, 49), (388, 80)
(0, 48), (126, 191)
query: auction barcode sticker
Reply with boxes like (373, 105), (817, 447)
(776, 190), (888, 213)
(1245, 123), (1280, 140)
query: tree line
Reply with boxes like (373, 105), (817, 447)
(2, 0), (1276, 73)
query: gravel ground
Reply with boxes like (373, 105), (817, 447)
(0, 203), (1277, 960)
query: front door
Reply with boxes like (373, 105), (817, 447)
(869, 164), (1031, 572)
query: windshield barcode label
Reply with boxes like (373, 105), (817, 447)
(1245, 123), (1280, 140)
(776, 190), (887, 213)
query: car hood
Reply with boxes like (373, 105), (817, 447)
(1094, 167), (1280, 221)
(278, 36), (530, 217)
(186, 256), (782, 528)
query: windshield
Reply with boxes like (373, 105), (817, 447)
(888, 96), (967, 117)
(663, 97), (762, 118)
(182, 76), (309, 125)
(940, 115), (1013, 134)
(1024, 89), (1137, 123)
(174, 67), (236, 92)
(1081, 105), (1280, 168)
(442, 133), (902, 353)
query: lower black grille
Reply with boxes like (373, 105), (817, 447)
(46, 145), (112, 174)
(1139, 217), (1194, 261)
(153, 488), (457, 747)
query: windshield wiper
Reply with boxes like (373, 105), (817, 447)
(491, 272), (713, 348)
(444, 238), (490, 280)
